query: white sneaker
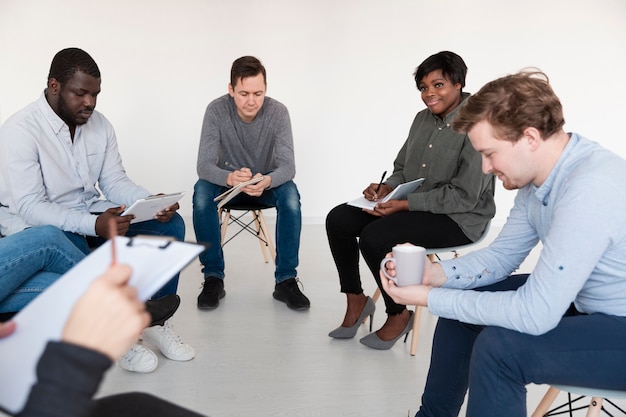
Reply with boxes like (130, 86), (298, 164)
(119, 343), (158, 373)
(142, 319), (195, 361)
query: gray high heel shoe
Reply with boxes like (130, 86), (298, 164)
(359, 310), (414, 350)
(328, 296), (376, 339)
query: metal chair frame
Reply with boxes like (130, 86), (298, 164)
(219, 203), (276, 263)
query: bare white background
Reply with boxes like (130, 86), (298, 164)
(1, 0), (625, 226)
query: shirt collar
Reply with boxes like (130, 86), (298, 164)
(534, 132), (578, 204)
(37, 90), (67, 135)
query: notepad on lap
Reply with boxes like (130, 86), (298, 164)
(122, 192), (184, 223)
(0, 236), (204, 415)
(347, 178), (425, 210)
(213, 176), (264, 210)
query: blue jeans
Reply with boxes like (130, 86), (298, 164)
(0, 226), (85, 313)
(192, 179), (301, 283)
(64, 213), (185, 299)
(416, 274), (626, 417)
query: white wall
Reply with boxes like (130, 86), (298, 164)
(1, 0), (625, 226)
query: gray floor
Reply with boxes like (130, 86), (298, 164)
(15, 220), (625, 417)
(92, 220), (597, 417)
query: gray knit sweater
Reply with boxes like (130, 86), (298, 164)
(196, 94), (295, 189)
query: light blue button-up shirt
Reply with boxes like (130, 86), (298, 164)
(0, 92), (150, 236)
(428, 133), (626, 335)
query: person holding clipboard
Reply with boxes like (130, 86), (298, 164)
(0, 240), (208, 417)
(0, 48), (193, 373)
(325, 51), (495, 349)
(192, 56), (309, 311)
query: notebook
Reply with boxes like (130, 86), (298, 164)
(121, 192), (185, 223)
(347, 178), (425, 210)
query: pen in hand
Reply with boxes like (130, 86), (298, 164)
(109, 218), (117, 266)
(224, 161), (239, 171)
(375, 170), (387, 194)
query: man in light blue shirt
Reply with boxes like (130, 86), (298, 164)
(381, 71), (626, 417)
(0, 48), (193, 373)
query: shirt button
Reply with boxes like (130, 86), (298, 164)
(428, 144), (433, 148)
(422, 163), (426, 168)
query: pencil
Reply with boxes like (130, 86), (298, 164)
(109, 218), (117, 266)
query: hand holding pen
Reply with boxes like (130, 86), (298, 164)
(224, 161), (252, 186)
(363, 170), (390, 201)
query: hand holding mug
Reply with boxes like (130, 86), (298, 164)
(380, 244), (426, 286)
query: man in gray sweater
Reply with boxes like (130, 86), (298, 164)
(192, 56), (309, 311)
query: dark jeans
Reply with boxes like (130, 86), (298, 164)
(325, 204), (470, 315)
(416, 274), (626, 417)
(64, 213), (186, 300)
(192, 179), (302, 283)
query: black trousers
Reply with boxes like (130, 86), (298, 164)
(91, 392), (207, 417)
(325, 203), (470, 315)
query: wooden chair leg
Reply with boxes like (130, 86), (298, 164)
(255, 210), (276, 262)
(531, 386), (561, 417)
(586, 397), (604, 417)
(409, 306), (422, 356)
(251, 210), (270, 263)
(219, 208), (230, 245)
(372, 287), (381, 303)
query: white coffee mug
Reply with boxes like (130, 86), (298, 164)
(380, 244), (426, 286)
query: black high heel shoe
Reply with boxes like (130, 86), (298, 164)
(328, 296), (376, 339)
(359, 310), (414, 350)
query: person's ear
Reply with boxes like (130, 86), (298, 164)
(47, 78), (60, 95)
(228, 83), (234, 96)
(523, 127), (542, 151)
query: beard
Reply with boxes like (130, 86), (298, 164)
(57, 92), (92, 127)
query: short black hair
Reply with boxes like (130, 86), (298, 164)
(413, 51), (467, 90)
(48, 47), (100, 84)
(230, 56), (266, 87)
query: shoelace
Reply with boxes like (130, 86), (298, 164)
(161, 322), (184, 345)
(292, 277), (305, 293)
(122, 345), (143, 362)
(200, 280), (221, 293)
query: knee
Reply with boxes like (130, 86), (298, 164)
(471, 327), (508, 370)
(274, 181), (301, 213)
(325, 204), (350, 235)
(193, 180), (219, 212)
(159, 213), (185, 241)
(325, 205), (341, 231)
(33, 225), (64, 241)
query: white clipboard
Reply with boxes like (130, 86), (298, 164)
(347, 178), (425, 210)
(0, 236), (204, 415)
(122, 192), (185, 223)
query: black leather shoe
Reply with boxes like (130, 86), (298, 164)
(273, 278), (310, 310)
(145, 294), (180, 326)
(197, 277), (225, 310)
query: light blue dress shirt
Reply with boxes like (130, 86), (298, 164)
(0, 92), (150, 236)
(429, 133), (626, 335)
